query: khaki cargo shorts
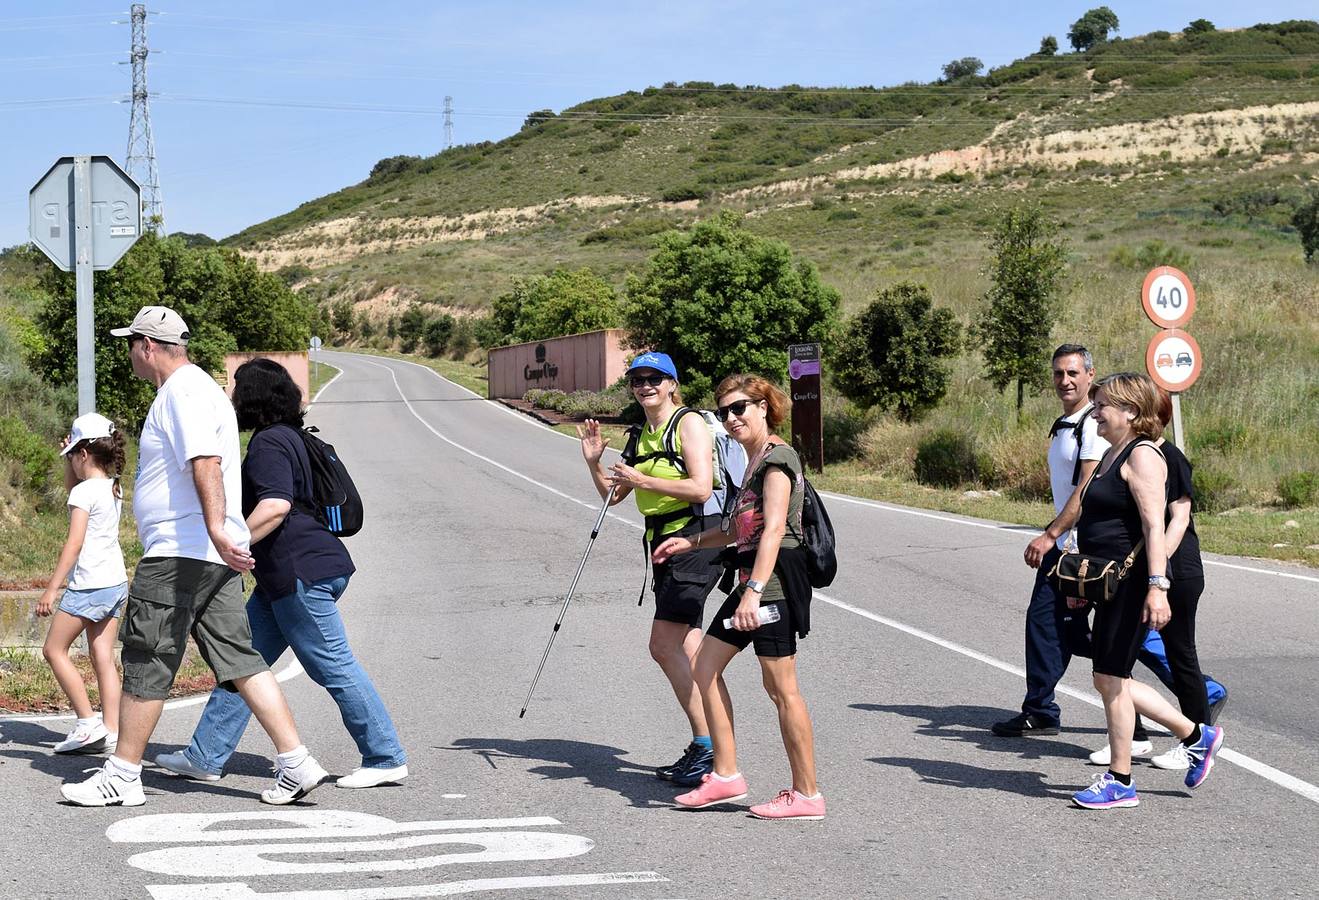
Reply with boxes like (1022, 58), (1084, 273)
(120, 556), (268, 700)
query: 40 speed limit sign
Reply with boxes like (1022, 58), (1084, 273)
(1141, 266), (1196, 329)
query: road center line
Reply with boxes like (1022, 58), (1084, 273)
(366, 353), (1319, 807)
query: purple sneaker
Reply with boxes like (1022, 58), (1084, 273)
(1184, 725), (1224, 790)
(1072, 772), (1139, 810)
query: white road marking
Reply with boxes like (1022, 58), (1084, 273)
(128, 831), (595, 876)
(145, 872), (668, 900)
(363, 353), (1319, 807)
(108, 810), (560, 843)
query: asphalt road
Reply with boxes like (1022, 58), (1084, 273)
(3, 350), (1317, 899)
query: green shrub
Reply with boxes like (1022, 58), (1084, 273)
(822, 407), (870, 464)
(0, 415), (57, 494)
(1192, 466), (1244, 513)
(661, 186), (706, 202)
(915, 429), (979, 488)
(1111, 240), (1194, 272)
(1277, 471), (1318, 508)
(1196, 422), (1248, 456)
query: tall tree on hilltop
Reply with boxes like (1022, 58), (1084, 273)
(1068, 7), (1120, 51)
(976, 204), (1069, 420)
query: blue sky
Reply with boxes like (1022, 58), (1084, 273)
(2, 1), (1315, 248)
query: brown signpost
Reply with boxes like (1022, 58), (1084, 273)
(788, 342), (823, 473)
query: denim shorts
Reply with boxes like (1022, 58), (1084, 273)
(58, 582), (128, 622)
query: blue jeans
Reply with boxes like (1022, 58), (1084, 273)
(182, 575), (406, 773)
(1021, 547), (1092, 723)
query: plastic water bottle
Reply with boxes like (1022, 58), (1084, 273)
(724, 603), (781, 630)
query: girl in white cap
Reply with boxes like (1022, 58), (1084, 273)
(37, 413), (129, 755)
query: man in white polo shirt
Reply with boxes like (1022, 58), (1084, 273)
(60, 306), (327, 808)
(992, 344), (1111, 738)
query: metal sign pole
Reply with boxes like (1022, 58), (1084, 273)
(1170, 393), (1185, 451)
(73, 155), (96, 414)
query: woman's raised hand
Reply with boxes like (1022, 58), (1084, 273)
(576, 418), (610, 464)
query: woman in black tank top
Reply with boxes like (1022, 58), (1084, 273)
(1068, 374), (1226, 810)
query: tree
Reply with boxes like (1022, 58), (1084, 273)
(522, 109), (556, 130)
(28, 233), (311, 429)
(1293, 191), (1319, 264)
(1068, 6), (1120, 51)
(397, 305), (428, 353)
(1039, 35), (1058, 55)
(421, 315), (455, 357)
(1184, 19), (1215, 35)
(508, 268), (620, 343)
(941, 57), (984, 81)
(829, 282), (961, 422)
(331, 298), (356, 339)
(622, 212), (840, 404)
(976, 204), (1069, 419)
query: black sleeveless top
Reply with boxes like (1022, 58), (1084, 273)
(1076, 438), (1161, 560)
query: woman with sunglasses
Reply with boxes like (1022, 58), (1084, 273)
(653, 374), (824, 820)
(578, 351), (725, 787)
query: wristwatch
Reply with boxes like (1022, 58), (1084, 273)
(1148, 575), (1172, 591)
(745, 579), (766, 594)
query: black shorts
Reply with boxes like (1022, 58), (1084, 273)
(1091, 577), (1150, 678)
(649, 515), (723, 628)
(706, 586), (797, 658)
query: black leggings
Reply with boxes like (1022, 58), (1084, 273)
(1152, 577), (1210, 725)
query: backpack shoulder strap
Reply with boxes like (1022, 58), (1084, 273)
(660, 407), (694, 469)
(1070, 404), (1092, 486)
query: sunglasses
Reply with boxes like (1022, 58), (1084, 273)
(715, 399), (758, 422)
(629, 374), (668, 388)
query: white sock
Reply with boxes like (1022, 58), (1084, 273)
(75, 716), (99, 727)
(107, 755), (142, 780)
(795, 790), (822, 800)
(276, 745), (309, 769)
(711, 771), (742, 783)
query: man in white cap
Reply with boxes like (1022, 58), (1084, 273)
(60, 305), (327, 807)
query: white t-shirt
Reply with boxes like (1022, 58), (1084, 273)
(133, 363), (250, 562)
(1047, 404), (1109, 551)
(66, 477), (127, 590)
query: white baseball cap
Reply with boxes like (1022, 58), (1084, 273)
(110, 305), (191, 345)
(61, 413), (116, 456)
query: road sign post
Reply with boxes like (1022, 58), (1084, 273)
(788, 343), (823, 473)
(310, 335), (323, 395)
(29, 155), (142, 414)
(1141, 266), (1201, 451)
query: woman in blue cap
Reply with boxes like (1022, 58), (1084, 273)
(578, 351), (726, 786)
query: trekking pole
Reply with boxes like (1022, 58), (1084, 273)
(520, 485), (617, 718)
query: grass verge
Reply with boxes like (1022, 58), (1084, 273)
(343, 347), (489, 397)
(0, 640), (215, 714)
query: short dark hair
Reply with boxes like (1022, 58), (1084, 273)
(1052, 343), (1094, 371)
(232, 358), (304, 431)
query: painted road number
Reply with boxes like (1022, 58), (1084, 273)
(107, 810), (667, 899)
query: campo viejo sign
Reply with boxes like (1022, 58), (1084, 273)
(523, 344), (560, 383)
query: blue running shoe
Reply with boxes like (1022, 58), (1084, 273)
(1184, 724), (1224, 790)
(671, 745), (715, 787)
(1072, 773), (1139, 809)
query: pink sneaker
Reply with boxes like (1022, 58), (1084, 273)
(675, 772), (748, 809)
(750, 789), (826, 820)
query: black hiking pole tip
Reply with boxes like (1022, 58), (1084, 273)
(519, 486), (616, 718)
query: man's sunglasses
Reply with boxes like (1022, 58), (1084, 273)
(629, 374), (668, 388)
(715, 399), (758, 422)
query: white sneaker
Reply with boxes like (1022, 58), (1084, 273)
(60, 763), (145, 807)
(336, 764), (409, 789)
(260, 756), (328, 805)
(1150, 741), (1192, 770)
(54, 719), (109, 754)
(155, 750), (223, 782)
(1087, 739), (1154, 766)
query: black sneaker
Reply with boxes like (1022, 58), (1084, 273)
(670, 745), (715, 787)
(1207, 687), (1229, 725)
(991, 713), (1060, 737)
(656, 742), (701, 781)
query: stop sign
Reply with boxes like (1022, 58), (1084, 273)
(29, 155), (142, 271)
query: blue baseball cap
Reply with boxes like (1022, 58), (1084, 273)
(626, 351), (679, 382)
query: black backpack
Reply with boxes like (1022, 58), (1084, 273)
(297, 426), (363, 537)
(796, 477), (838, 588)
